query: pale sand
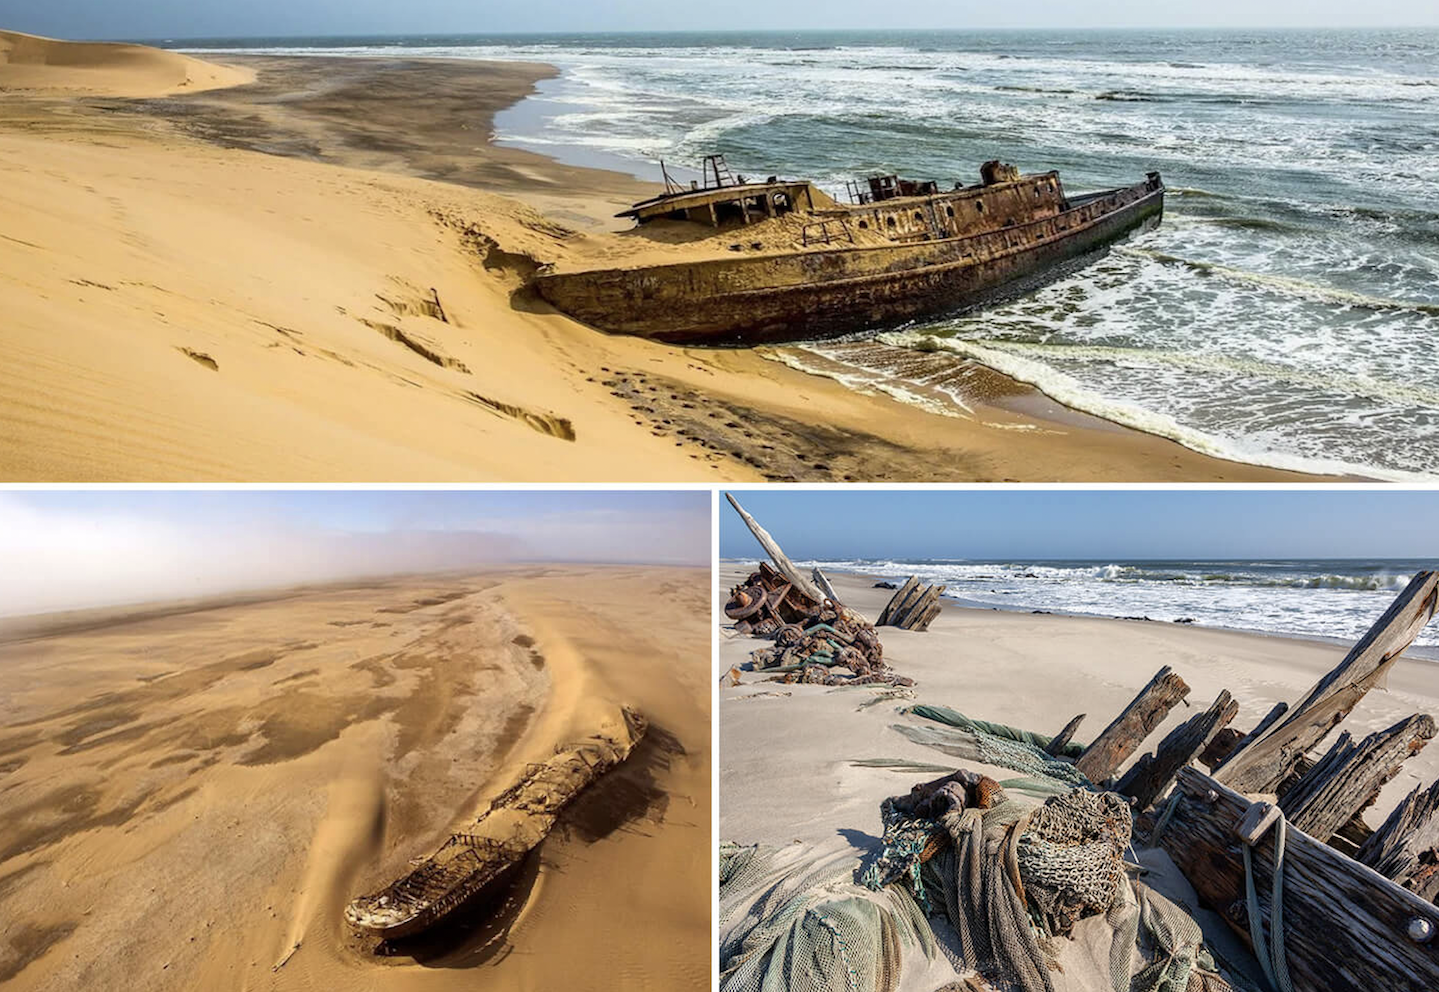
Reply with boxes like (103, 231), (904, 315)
(0, 565), (710, 991)
(720, 566), (1439, 849)
(719, 567), (1439, 986)
(0, 30), (254, 96)
(0, 38), (1324, 481)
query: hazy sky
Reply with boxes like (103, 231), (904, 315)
(0, 490), (708, 616)
(3, 1), (1436, 41)
(721, 489), (1439, 561)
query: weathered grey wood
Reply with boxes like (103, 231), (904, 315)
(1153, 766), (1439, 992)
(1045, 714), (1086, 756)
(1074, 666), (1191, 784)
(725, 493), (826, 604)
(1280, 714), (1436, 843)
(878, 576), (921, 627)
(1217, 571), (1439, 794)
(1214, 701), (1289, 772)
(811, 567), (845, 607)
(892, 584), (944, 630)
(913, 601), (943, 632)
(1116, 690), (1239, 811)
(1358, 779), (1439, 901)
(1200, 727), (1244, 770)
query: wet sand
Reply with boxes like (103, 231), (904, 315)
(0, 565), (710, 991)
(0, 39), (1326, 480)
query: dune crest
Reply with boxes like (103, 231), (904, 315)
(0, 30), (252, 97)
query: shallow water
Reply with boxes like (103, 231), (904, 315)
(178, 29), (1439, 477)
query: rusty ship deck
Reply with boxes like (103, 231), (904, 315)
(534, 162), (1164, 345)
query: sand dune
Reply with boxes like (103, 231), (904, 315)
(0, 30), (252, 97)
(0, 565), (710, 991)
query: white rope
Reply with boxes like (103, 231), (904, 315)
(1243, 813), (1296, 992)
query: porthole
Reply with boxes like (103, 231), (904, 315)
(975, 200), (985, 214)
(946, 206), (955, 217)
(858, 220), (868, 229)
(886, 216), (896, 228)
(914, 211), (924, 221)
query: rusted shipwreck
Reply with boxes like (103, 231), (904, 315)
(535, 155), (1164, 344)
(344, 706), (647, 941)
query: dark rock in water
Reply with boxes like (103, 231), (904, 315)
(1031, 610), (1053, 615)
(1121, 615), (1155, 622)
(1173, 617), (1197, 624)
(873, 581), (898, 589)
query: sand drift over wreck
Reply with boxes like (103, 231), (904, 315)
(344, 705), (648, 942)
(535, 156), (1164, 344)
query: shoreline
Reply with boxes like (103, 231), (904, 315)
(0, 41), (1331, 480)
(721, 559), (1439, 661)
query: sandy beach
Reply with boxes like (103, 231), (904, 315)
(0, 564), (710, 991)
(719, 565), (1439, 984)
(0, 32), (1327, 481)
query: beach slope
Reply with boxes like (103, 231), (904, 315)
(0, 30), (253, 96)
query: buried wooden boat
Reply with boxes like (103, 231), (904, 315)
(533, 156), (1164, 344)
(344, 705), (648, 941)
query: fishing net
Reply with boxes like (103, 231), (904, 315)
(721, 703), (1242, 992)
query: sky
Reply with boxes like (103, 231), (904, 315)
(0, 490), (709, 617)
(4, 0), (1436, 41)
(720, 489), (1439, 561)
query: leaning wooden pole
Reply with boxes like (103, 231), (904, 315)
(725, 493), (826, 604)
(1074, 666), (1190, 784)
(1217, 571), (1439, 794)
(1116, 690), (1238, 813)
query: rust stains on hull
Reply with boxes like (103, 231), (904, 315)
(534, 171), (1164, 345)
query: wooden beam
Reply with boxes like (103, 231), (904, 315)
(892, 585), (943, 630)
(724, 494), (825, 604)
(1045, 714), (1086, 756)
(810, 567), (845, 607)
(1358, 779), (1439, 901)
(1074, 666), (1191, 784)
(877, 576), (920, 627)
(1214, 701), (1288, 772)
(1153, 766), (1439, 992)
(913, 601), (943, 632)
(1116, 690), (1239, 812)
(1280, 714), (1436, 843)
(1217, 571), (1439, 794)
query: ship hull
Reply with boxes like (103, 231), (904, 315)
(535, 178), (1163, 345)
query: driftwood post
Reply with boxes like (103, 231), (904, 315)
(1278, 713), (1436, 843)
(1217, 571), (1439, 795)
(1116, 690), (1238, 812)
(725, 493), (826, 604)
(811, 567), (845, 606)
(1074, 666), (1191, 784)
(877, 577), (920, 627)
(1153, 766), (1439, 992)
(1358, 779), (1439, 900)
(1045, 714), (1086, 756)
(1213, 701), (1288, 772)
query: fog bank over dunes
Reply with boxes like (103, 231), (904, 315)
(0, 492), (709, 618)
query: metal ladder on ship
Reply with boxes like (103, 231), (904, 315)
(703, 153), (736, 189)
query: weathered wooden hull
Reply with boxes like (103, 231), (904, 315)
(535, 178), (1163, 345)
(344, 707), (648, 941)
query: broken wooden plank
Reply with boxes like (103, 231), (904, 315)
(1074, 666), (1191, 784)
(1116, 690), (1239, 812)
(725, 493), (826, 604)
(1045, 714), (1086, 757)
(912, 601), (943, 632)
(892, 584), (943, 630)
(1217, 571), (1439, 795)
(1279, 714), (1436, 843)
(1358, 779), (1439, 902)
(878, 577), (922, 627)
(811, 567), (845, 607)
(1214, 701), (1288, 772)
(1153, 766), (1439, 992)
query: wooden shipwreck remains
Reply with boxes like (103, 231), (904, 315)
(344, 707), (647, 941)
(877, 577), (945, 632)
(1074, 665), (1190, 784)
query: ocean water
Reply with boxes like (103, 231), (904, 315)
(175, 30), (1439, 478)
(788, 557), (1439, 659)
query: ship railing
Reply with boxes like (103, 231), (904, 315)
(801, 219), (856, 247)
